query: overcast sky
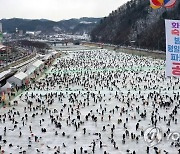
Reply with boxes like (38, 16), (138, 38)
(0, 0), (130, 21)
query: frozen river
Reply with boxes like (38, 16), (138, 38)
(0, 48), (179, 154)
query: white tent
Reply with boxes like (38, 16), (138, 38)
(0, 82), (12, 93)
(24, 65), (36, 76)
(7, 72), (28, 87)
(32, 60), (44, 68)
(42, 54), (52, 61)
(52, 51), (58, 55)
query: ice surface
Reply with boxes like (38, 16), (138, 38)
(0, 48), (179, 154)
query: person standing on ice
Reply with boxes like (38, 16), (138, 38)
(108, 115), (111, 121)
(19, 131), (22, 137)
(83, 128), (86, 135)
(3, 127), (6, 136)
(100, 141), (103, 148)
(80, 147), (83, 153)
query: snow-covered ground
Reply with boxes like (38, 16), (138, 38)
(0, 48), (179, 154)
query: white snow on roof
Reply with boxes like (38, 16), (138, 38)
(43, 54), (52, 60)
(14, 72), (28, 80)
(42, 51), (58, 61)
(52, 51), (58, 55)
(32, 60), (44, 68)
(24, 65), (36, 75)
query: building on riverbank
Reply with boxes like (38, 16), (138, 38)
(7, 71), (28, 87)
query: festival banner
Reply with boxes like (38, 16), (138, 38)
(165, 19), (180, 77)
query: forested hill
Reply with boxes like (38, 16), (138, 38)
(0, 17), (101, 35)
(91, 0), (180, 51)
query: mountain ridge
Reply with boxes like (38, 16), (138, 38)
(0, 17), (101, 35)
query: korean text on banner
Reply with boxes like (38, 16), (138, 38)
(165, 19), (180, 77)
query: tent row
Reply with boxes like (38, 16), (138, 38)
(0, 59), (44, 95)
(7, 60), (44, 88)
(0, 51), (60, 94)
(0, 59), (44, 93)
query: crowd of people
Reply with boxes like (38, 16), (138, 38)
(0, 49), (179, 154)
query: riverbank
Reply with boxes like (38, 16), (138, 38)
(83, 42), (166, 60)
